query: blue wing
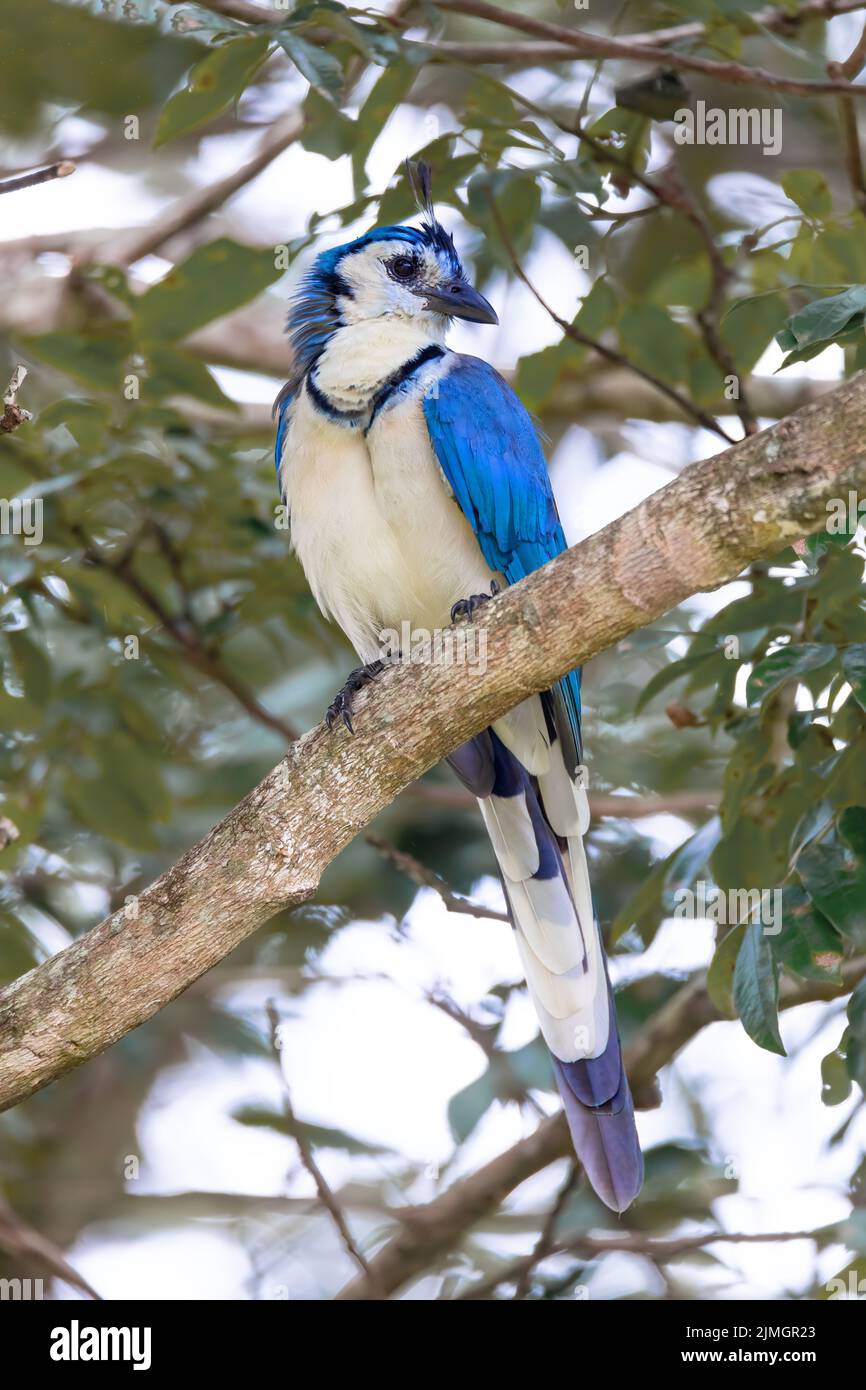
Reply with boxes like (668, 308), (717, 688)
(273, 383), (294, 488)
(423, 354), (582, 765)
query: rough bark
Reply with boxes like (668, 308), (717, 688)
(1, 370), (866, 1115)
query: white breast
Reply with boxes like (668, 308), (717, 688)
(280, 351), (498, 663)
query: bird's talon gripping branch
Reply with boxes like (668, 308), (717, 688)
(324, 660), (385, 734)
(450, 580), (500, 624)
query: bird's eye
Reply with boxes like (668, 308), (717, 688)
(389, 256), (416, 282)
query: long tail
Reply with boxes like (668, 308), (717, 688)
(448, 696), (643, 1212)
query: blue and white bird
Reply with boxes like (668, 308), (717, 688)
(274, 164), (643, 1212)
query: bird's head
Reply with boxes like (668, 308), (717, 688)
(285, 162), (496, 385)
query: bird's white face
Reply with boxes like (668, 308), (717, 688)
(334, 237), (498, 328)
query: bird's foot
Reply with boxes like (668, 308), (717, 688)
(450, 580), (500, 624)
(324, 660), (385, 734)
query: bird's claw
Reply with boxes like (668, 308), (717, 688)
(324, 660), (384, 734)
(450, 580), (500, 624)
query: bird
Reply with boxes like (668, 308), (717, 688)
(274, 162), (643, 1212)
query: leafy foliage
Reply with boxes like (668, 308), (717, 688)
(1, 0), (865, 1303)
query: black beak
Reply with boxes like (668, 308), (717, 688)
(417, 280), (498, 325)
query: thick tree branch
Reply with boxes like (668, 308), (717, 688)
(2, 371), (866, 1117)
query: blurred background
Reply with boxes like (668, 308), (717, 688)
(1, 0), (866, 1300)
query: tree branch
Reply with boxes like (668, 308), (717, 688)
(0, 161), (74, 196)
(436, 0), (866, 100)
(338, 956), (866, 1299)
(2, 371), (866, 1116)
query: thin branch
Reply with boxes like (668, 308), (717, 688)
(0, 1195), (101, 1300)
(1, 365), (32, 434)
(483, 188), (735, 443)
(656, 159), (758, 436)
(93, 112), (305, 267)
(627, 0), (866, 47)
(265, 1001), (381, 1293)
(436, 0), (866, 99)
(461, 1226), (827, 1300)
(338, 957), (866, 1299)
(71, 526), (299, 741)
(0, 161), (74, 196)
(829, 22), (866, 214)
(365, 833), (510, 921)
(512, 1162), (579, 1300)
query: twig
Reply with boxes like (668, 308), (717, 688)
(1, 365), (32, 434)
(628, 0), (866, 47)
(72, 526), (299, 741)
(0, 1194), (101, 1300)
(512, 1161), (579, 1300)
(0, 817), (19, 851)
(483, 188), (735, 443)
(338, 958), (866, 1299)
(0, 161), (74, 196)
(461, 1226), (825, 1300)
(436, 0), (866, 99)
(93, 112), (304, 267)
(829, 22), (866, 214)
(656, 159), (758, 436)
(265, 1000), (382, 1295)
(366, 833), (510, 921)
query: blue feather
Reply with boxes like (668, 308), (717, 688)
(423, 355), (582, 765)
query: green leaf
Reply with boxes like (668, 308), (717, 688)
(636, 649), (717, 713)
(467, 169), (540, 259)
(770, 884), (843, 983)
(25, 331), (131, 391)
(619, 302), (691, 384)
(781, 170), (832, 219)
(746, 642), (835, 706)
(775, 285), (866, 356)
(574, 276), (620, 337)
(733, 921), (786, 1055)
(821, 1045), (852, 1106)
(232, 1104), (390, 1155)
(352, 62), (415, 189)
(278, 32), (344, 101)
(135, 239), (283, 342)
(447, 1070), (498, 1144)
(663, 816), (722, 903)
(842, 644), (866, 712)
(846, 978), (866, 1091)
(707, 924), (745, 1018)
(797, 838), (866, 944)
(8, 631), (52, 704)
(38, 398), (109, 450)
(503, 1036), (554, 1092)
(0, 0), (201, 137)
(154, 36), (270, 147)
(145, 347), (236, 409)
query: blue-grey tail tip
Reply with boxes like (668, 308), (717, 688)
(552, 1051), (643, 1214)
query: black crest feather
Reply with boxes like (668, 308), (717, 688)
(404, 158), (459, 267)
